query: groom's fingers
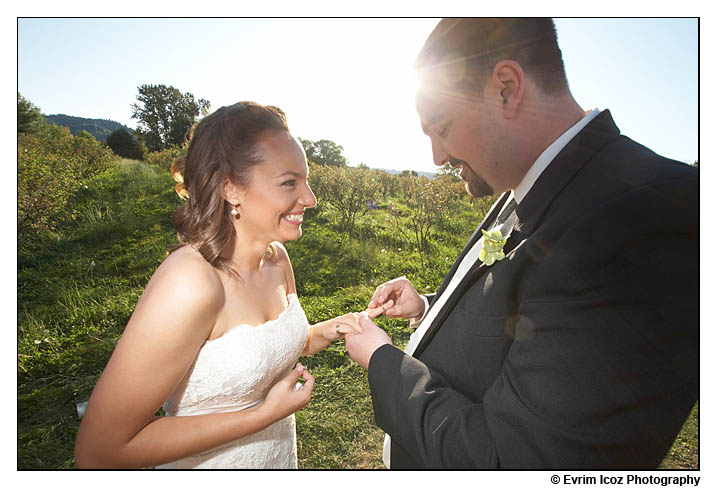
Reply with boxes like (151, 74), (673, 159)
(383, 303), (405, 318)
(368, 288), (385, 309)
(369, 280), (398, 308)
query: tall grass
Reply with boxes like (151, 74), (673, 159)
(17, 159), (698, 469)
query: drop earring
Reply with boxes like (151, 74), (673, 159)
(230, 204), (240, 219)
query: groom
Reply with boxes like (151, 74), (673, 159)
(346, 18), (698, 469)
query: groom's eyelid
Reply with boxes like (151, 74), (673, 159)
(427, 118), (449, 138)
(421, 112), (445, 135)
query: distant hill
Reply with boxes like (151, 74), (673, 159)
(371, 167), (436, 179)
(45, 114), (133, 143)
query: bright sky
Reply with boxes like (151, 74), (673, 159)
(18, 17), (697, 174)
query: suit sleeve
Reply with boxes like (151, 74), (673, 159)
(368, 176), (698, 468)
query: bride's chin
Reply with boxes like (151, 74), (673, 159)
(278, 228), (302, 242)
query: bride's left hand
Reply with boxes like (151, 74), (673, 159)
(323, 313), (362, 341)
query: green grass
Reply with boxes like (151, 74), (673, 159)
(660, 403), (699, 469)
(17, 159), (698, 469)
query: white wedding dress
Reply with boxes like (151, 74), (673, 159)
(156, 293), (309, 469)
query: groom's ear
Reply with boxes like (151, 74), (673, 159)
(488, 60), (525, 120)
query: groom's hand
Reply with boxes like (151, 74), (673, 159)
(368, 276), (425, 321)
(345, 314), (392, 370)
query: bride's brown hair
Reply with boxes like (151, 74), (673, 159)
(170, 101), (289, 276)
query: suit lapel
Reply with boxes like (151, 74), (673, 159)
(428, 191), (512, 307)
(412, 110), (623, 358)
(413, 206), (524, 357)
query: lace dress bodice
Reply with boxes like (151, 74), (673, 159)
(156, 293), (309, 469)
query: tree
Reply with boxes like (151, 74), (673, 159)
(106, 128), (145, 160)
(18, 93), (45, 134)
(299, 138), (348, 167)
(131, 84), (209, 152)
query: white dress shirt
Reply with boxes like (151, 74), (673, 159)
(383, 108), (600, 468)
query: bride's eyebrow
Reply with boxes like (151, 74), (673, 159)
(276, 171), (304, 179)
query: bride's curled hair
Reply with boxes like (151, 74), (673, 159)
(170, 101), (289, 276)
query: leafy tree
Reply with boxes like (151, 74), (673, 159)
(131, 84), (209, 152)
(299, 138), (348, 167)
(18, 93), (45, 134)
(400, 170), (419, 177)
(106, 128), (145, 160)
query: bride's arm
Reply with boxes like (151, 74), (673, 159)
(303, 314), (362, 356)
(74, 254), (313, 469)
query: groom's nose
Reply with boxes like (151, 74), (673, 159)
(431, 138), (449, 166)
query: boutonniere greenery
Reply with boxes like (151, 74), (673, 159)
(479, 228), (510, 266)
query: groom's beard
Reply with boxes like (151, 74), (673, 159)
(451, 157), (494, 198)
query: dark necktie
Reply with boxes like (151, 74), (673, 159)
(492, 197), (517, 228)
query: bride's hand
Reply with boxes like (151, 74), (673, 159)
(364, 299), (394, 319)
(322, 313), (362, 341)
(261, 363), (315, 421)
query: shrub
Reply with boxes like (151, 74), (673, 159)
(308, 164), (381, 236)
(18, 125), (117, 246)
(387, 175), (463, 268)
(145, 143), (187, 171)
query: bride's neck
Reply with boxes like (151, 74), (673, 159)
(222, 231), (271, 275)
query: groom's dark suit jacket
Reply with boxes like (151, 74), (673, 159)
(368, 111), (698, 469)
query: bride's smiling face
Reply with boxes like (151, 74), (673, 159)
(234, 131), (317, 243)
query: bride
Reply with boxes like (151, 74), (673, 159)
(74, 102), (366, 469)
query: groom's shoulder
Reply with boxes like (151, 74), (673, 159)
(600, 134), (697, 185)
(569, 135), (697, 209)
(539, 138), (697, 239)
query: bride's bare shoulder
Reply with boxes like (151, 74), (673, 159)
(146, 245), (224, 305)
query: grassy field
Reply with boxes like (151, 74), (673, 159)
(17, 158), (698, 469)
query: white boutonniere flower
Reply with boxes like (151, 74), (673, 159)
(479, 228), (510, 266)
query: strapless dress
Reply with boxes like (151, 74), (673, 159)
(156, 293), (309, 469)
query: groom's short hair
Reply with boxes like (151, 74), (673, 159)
(415, 18), (570, 98)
